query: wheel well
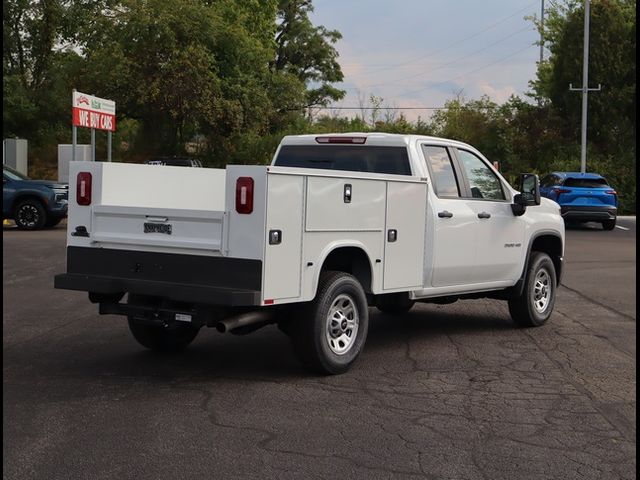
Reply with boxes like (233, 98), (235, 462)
(531, 234), (563, 280)
(321, 247), (373, 293)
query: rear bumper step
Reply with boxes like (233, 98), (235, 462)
(55, 273), (261, 306)
(54, 246), (262, 306)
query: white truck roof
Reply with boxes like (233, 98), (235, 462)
(279, 132), (475, 150)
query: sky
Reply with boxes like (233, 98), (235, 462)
(309, 0), (544, 120)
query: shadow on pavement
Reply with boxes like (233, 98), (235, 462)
(7, 304), (514, 386)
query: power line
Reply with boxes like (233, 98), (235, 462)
(396, 44), (536, 98)
(314, 106), (505, 111)
(358, 25), (534, 90)
(339, 0), (539, 71)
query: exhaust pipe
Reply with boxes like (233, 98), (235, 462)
(215, 310), (274, 335)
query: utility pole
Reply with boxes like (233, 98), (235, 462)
(569, 0), (601, 173)
(539, 0), (545, 65)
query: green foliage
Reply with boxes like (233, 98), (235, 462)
(2, 0), (343, 167)
(274, 0), (345, 108)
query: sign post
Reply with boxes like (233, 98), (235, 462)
(72, 90), (116, 162)
(72, 89), (77, 163)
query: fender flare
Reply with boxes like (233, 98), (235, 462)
(513, 230), (564, 296)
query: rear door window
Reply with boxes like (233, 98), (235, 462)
(421, 145), (460, 198)
(274, 145), (412, 175)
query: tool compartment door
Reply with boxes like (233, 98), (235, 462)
(383, 181), (427, 290)
(262, 173), (304, 301)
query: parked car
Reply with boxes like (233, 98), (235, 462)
(55, 133), (564, 374)
(540, 172), (618, 230)
(2, 165), (68, 230)
(144, 157), (203, 167)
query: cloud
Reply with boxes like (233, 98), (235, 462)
(477, 82), (518, 102)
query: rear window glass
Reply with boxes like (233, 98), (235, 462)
(274, 145), (412, 176)
(563, 177), (608, 188)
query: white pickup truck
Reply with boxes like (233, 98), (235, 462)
(55, 133), (565, 374)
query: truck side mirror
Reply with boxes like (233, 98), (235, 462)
(511, 173), (540, 216)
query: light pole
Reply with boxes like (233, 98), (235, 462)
(569, 0), (601, 173)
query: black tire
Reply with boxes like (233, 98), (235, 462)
(290, 271), (369, 375)
(602, 219), (616, 231)
(127, 295), (199, 352)
(14, 200), (47, 230)
(508, 252), (557, 327)
(44, 217), (62, 228)
(375, 293), (415, 314)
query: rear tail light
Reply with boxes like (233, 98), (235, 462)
(315, 136), (367, 144)
(235, 177), (254, 214)
(553, 188), (570, 199)
(605, 189), (617, 195)
(76, 172), (92, 205)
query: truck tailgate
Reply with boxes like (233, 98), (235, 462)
(68, 162), (228, 256)
(91, 205), (225, 252)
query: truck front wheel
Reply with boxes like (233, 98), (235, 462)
(126, 295), (199, 352)
(291, 271), (369, 375)
(508, 252), (557, 327)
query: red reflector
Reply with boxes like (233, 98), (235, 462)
(605, 189), (617, 195)
(235, 177), (254, 214)
(315, 136), (367, 144)
(554, 188), (570, 194)
(76, 172), (92, 205)
(264, 299), (274, 305)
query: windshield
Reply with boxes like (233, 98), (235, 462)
(3, 165), (29, 181)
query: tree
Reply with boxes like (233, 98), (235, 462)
(273, 0), (345, 108)
(531, 0), (636, 153)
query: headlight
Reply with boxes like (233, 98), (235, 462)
(53, 189), (68, 202)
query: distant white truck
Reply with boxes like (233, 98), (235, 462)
(55, 133), (565, 374)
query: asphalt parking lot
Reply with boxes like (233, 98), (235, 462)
(3, 218), (636, 480)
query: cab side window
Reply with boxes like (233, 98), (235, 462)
(421, 145), (460, 198)
(456, 149), (506, 201)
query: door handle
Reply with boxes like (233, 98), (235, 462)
(438, 210), (453, 218)
(477, 212), (491, 219)
(343, 184), (352, 203)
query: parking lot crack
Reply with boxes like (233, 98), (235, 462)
(559, 284), (636, 321)
(522, 330), (635, 443)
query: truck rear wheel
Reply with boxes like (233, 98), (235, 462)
(508, 252), (557, 327)
(291, 271), (369, 375)
(126, 295), (199, 352)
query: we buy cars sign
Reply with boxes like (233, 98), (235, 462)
(72, 91), (116, 132)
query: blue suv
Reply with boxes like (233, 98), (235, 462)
(540, 172), (618, 230)
(3, 165), (69, 230)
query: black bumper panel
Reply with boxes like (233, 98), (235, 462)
(561, 205), (617, 221)
(54, 247), (262, 306)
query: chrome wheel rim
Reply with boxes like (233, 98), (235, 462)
(17, 205), (39, 228)
(325, 294), (359, 355)
(532, 267), (552, 313)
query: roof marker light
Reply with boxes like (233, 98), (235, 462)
(315, 136), (367, 144)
